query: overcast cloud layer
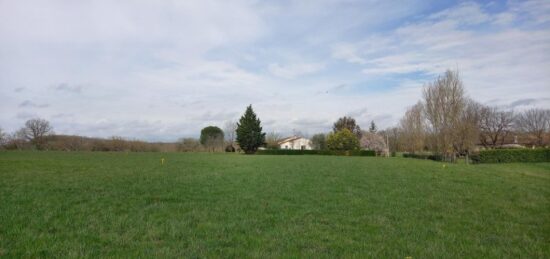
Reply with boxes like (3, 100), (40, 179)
(1, 0), (549, 141)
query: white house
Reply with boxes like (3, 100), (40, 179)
(278, 136), (312, 150)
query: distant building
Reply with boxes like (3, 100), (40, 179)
(278, 136), (312, 150)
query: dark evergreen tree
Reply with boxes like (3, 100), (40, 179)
(236, 105), (266, 154)
(369, 120), (377, 133)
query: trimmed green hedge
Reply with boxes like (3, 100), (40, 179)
(471, 148), (550, 163)
(256, 149), (376, 156)
(403, 153), (443, 161)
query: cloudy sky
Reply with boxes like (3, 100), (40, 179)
(1, 0), (549, 141)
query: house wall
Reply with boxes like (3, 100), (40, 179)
(279, 138), (312, 150)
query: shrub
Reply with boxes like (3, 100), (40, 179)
(403, 153), (443, 161)
(256, 149), (375, 156)
(177, 138), (202, 152)
(110, 136), (129, 151)
(44, 135), (88, 151)
(327, 129), (360, 151)
(471, 149), (550, 163)
(128, 140), (160, 152)
(225, 145), (235, 152)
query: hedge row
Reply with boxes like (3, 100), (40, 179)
(471, 148), (550, 163)
(402, 153), (443, 161)
(256, 149), (376, 156)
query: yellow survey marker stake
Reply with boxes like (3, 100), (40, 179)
(161, 158), (165, 165)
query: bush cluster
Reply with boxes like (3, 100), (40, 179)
(326, 129), (360, 151)
(88, 138), (161, 152)
(471, 148), (550, 163)
(256, 149), (375, 156)
(403, 153), (443, 161)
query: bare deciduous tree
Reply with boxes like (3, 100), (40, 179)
(478, 106), (514, 148)
(6, 128), (30, 150)
(109, 136), (127, 151)
(454, 99), (482, 162)
(64, 136), (86, 151)
(399, 102), (425, 153)
(204, 135), (225, 152)
(22, 118), (53, 150)
(310, 133), (327, 150)
(379, 127), (402, 153)
(224, 120), (237, 147)
(515, 108), (550, 146)
(423, 70), (465, 161)
(265, 131), (282, 149)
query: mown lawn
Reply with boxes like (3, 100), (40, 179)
(0, 151), (549, 258)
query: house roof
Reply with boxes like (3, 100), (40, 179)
(278, 136), (303, 144)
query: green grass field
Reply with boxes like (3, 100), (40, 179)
(1, 152), (549, 258)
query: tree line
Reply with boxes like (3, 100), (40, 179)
(380, 70), (550, 162)
(0, 105), (383, 154)
(0, 105), (267, 153)
(0, 119), (168, 152)
(2, 70), (547, 156)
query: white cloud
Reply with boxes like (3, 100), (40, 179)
(0, 0), (264, 48)
(427, 2), (490, 25)
(19, 100), (49, 108)
(493, 12), (516, 26)
(508, 0), (550, 25)
(55, 83), (83, 94)
(268, 62), (325, 79)
(334, 0), (550, 108)
(331, 43), (367, 64)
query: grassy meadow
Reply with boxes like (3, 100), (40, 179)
(0, 151), (549, 258)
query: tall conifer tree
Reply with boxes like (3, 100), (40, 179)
(236, 105), (266, 154)
(369, 121), (377, 133)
